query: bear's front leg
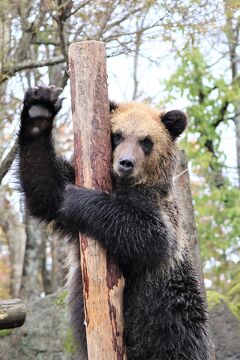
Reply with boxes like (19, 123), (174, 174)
(18, 86), (75, 222)
(59, 184), (172, 272)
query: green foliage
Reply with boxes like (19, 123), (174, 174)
(163, 45), (240, 303)
(54, 290), (68, 308)
(163, 48), (240, 169)
(55, 291), (75, 353)
(207, 290), (224, 308)
(227, 283), (240, 317)
(0, 329), (12, 337)
(63, 328), (75, 354)
(207, 287), (240, 319)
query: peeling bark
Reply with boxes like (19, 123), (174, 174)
(69, 41), (125, 360)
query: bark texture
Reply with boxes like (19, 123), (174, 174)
(69, 41), (125, 360)
(174, 150), (215, 359)
(20, 215), (48, 301)
(0, 193), (26, 298)
(174, 150), (205, 294)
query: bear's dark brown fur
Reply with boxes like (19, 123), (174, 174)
(18, 86), (210, 359)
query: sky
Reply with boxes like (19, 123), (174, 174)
(2, 35), (238, 191)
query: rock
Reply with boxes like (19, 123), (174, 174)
(1, 290), (239, 359)
(0, 290), (77, 360)
(209, 300), (240, 360)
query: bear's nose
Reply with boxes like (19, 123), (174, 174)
(119, 157), (134, 174)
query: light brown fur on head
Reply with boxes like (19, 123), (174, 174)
(110, 102), (179, 188)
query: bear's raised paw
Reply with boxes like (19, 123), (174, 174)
(24, 85), (63, 119)
(20, 86), (64, 137)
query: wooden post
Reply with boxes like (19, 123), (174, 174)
(69, 41), (125, 360)
(0, 298), (26, 329)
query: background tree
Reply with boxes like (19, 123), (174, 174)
(164, 43), (240, 316)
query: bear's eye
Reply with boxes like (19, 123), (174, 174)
(112, 133), (123, 147)
(140, 137), (153, 155)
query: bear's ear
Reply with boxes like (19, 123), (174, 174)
(161, 110), (187, 139)
(109, 101), (119, 113)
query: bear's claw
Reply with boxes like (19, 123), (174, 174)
(24, 86), (63, 115)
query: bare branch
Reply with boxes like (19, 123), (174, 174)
(0, 140), (19, 184)
(67, 0), (92, 18)
(213, 101), (229, 127)
(103, 20), (163, 43)
(31, 39), (60, 46)
(132, 13), (148, 100)
(105, 6), (144, 30)
(55, 0), (73, 65)
(94, 1), (118, 41)
(1, 56), (65, 84)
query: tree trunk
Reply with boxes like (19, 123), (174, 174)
(234, 109), (240, 187)
(69, 41), (125, 360)
(174, 150), (215, 359)
(20, 213), (47, 300)
(0, 193), (26, 298)
(224, 1), (240, 187)
(50, 235), (68, 292)
(174, 150), (205, 293)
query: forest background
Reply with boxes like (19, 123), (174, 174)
(0, 0), (240, 357)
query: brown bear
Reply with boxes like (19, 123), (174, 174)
(18, 86), (210, 360)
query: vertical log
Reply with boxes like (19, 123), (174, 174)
(69, 41), (125, 360)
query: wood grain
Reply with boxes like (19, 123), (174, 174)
(69, 41), (125, 360)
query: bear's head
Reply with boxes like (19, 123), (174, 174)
(110, 102), (187, 190)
